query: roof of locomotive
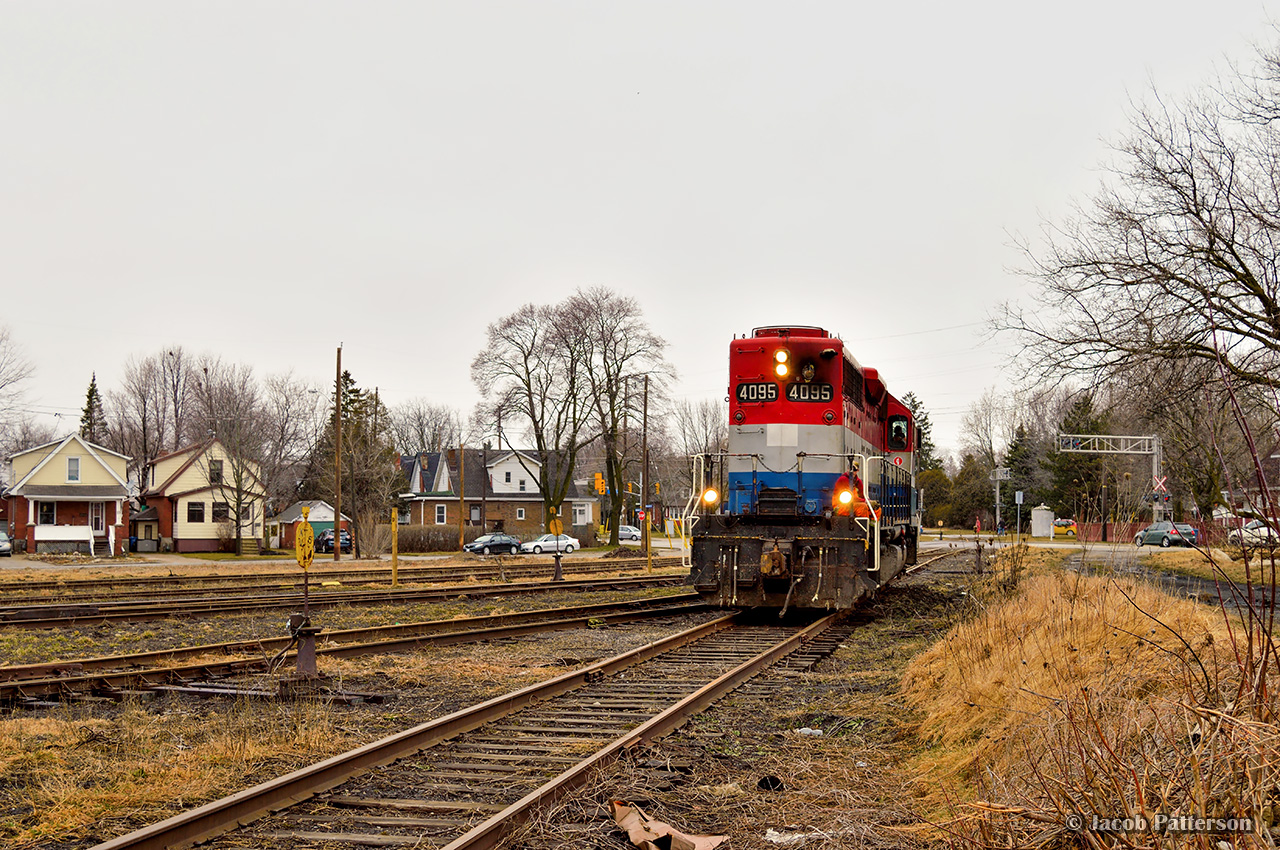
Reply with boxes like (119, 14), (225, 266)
(749, 325), (832, 338)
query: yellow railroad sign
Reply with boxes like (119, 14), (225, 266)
(296, 506), (315, 571)
(549, 517), (564, 535)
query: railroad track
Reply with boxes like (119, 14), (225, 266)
(0, 556), (686, 598)
(1, 595), (708, 707)
(92, 610), (847, 850)
(0, 573), (688, 629)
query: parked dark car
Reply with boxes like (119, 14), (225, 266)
(315, 528), (352, 553)
(0, 531), (11, 557)
(1134, 521), (1192, 548)
(463, 533), (522, 555)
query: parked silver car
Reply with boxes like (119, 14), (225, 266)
(0, 531), (11, 557)
(617, 525), (642, 541)
(1227, 519), (1278, 547)
(520, 533), (580, 554)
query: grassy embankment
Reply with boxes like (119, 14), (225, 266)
(902, 543), (1277, 846)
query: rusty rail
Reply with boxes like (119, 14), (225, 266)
(91, 614), (743, 850)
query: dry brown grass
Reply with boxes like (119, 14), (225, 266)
(0, 699), (353, 848)
(902, 558), (1278, 847)
(1141, 545), (1280, 588)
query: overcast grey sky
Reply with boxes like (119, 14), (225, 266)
(2, 2), (1274, 457)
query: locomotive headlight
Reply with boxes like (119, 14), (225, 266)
(774, 349), (789, 364)
(837, 489), (853, 506)
(702, 487), (720, 506)
(774, 362), (789, 378)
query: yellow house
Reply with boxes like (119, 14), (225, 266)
(6, 434), (131, 556)
(141, 439), (266, 554)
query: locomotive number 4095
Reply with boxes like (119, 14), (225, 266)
(735, 382), (778, 402)
(786, 382), (834, 402)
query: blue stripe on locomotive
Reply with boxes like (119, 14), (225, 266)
(726, 471), (839, 515)
(726, 470), (916, 521)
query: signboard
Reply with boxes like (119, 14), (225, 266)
(1015, 490), (1024, 505)
(637, 510), (646, 522)
(549, 518), (564, 535)
(296, 506), (314, 571)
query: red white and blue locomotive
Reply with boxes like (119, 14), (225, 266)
(686, 325), (921, 612)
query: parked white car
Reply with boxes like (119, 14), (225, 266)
(520, 533), (581, 554)
(1228, 519), (1278, 547)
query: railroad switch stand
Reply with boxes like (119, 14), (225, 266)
(282, 612), (325, 686)
(552, 552), (564, 582)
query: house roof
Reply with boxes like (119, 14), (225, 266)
(10, 434), (130, 495)
(132, 506), (159, 522)
(272, 500), (352, 523)
(8, 434), (131, 463)
(18, 484), (130, 499)
(399, 448), (592, 501)
(144, 439), (265, 498)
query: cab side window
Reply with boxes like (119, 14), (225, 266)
(888, 415), (909, 451)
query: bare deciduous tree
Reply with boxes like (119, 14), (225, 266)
(563, 287), (670, 545)
(472, 303), (596, 530)
(189, 358), (267, 554)
(106, 354), (170, 482)
(0, 326), (35, 462)
(1002, 52), (1280, 396)
(259, 371), (327, 511)
(387, 399), (464, 456)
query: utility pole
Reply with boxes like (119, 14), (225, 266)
(642, 375), (651, 574)
(458, 442), (465, 550)
(1101, 482), (1109, 542)
(334, 345), (342, 562)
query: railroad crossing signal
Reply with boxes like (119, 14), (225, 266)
(1153, 475), (1168, 493)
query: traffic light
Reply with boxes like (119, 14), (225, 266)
(594, 473), (605, 494)
(655, 481), (660, 495)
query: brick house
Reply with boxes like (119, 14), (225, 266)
(399, 449), (597, 541)
(5, 434), (131, 556)
(141, 439), (266, 553)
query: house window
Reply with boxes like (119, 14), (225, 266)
(67, 457), (80, 482)
(239, 504), (253, 521)
(517, 508), (526, 521)
(519, 479), (526, 492)
(188, 502), (205, 523)
(435, 505), (446, 524)
(212, 503), (230, 522)
(38, 502), (55, 525)
(208, 460), (223, 484)
(505, 471), (511, 483)
(397, 507), (410, 525)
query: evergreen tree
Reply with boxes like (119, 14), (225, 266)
(1043, 396), (1110, 517)
(301, 370), (400, 557)
(917, 467), (952, 527)
(1000, 424), (1048, 529)
(947, 454), (993, 528)
(901, 391), (943, 471)
(79, 373), (106, 445)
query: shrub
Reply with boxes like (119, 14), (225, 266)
(392, 524), (482, 553)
